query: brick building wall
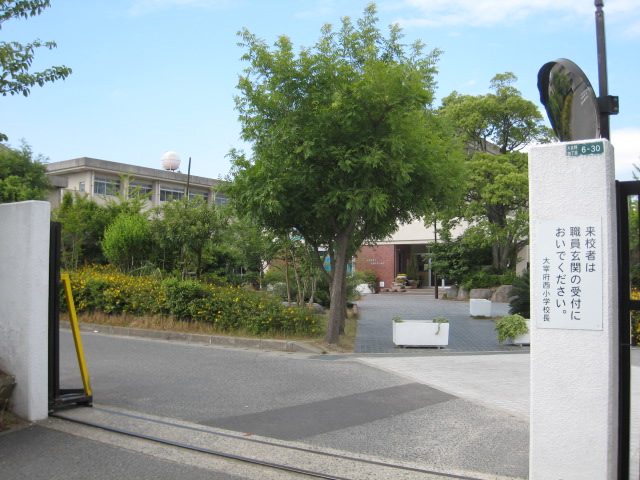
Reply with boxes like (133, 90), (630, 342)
(355, 245), (396, 288)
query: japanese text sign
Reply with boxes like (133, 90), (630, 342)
(537, 218), (603, 331)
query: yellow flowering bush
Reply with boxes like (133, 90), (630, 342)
(632, 289), (640, 344)
(66, 265), (319, 335)
(68, 265), (165, 315)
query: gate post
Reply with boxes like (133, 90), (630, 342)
(0, 201), (50, 421)
(529, 139), (618, 478)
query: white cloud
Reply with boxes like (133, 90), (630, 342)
(612, 127), (640, 180)
(128, 0), (233, 16)
(393, 0), (640, 36)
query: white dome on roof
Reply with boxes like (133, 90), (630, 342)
(161, 151), (181, 171)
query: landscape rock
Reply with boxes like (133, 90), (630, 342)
(492, 285), (516, 303)
(457, 286), (470, 300)
(470, 288), (494, 300)
(446, 285), (459, 300)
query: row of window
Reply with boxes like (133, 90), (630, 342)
(83, 177), (226, 204)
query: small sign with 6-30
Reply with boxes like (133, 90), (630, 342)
(566, 141), (604, 157)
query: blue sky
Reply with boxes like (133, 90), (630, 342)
(3, 0), (639, 179)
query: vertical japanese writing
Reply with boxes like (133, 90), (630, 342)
(569, 226), (581, 322)
(538, 219), (602, 331)
(542, 258), (551, 321)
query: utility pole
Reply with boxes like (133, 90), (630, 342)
(594, 1), (619, 140)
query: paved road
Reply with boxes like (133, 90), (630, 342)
(354, 294), (517, 354)
(1, 329), (530, 479)
(5, 294), (637, 479)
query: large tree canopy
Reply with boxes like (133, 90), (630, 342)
(438, 73), (550, 271)
(1, 1), (72, 141)
(228, 3), (465, 344)
(442, 72), (551, 154)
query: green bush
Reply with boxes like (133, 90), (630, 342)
(461, 270), (518, 289)
(101, 212), (152, 272)
(65, 265), (320, 335)
(163, 278), (208, 321)
(430, 235), (492, 285)
(68, 265), (167, 315)
(509, 269), (530, 318)
(261, 268), (331, 307)
(198, 272), (229, 287)
(495, 314), (529, 343)
(350, 269), (377, 291)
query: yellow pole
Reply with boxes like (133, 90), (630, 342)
(60, 273), (93, 397)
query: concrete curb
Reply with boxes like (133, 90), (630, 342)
(61, 322), (324, 354)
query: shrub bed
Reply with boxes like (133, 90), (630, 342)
(66, 265), (320, 336)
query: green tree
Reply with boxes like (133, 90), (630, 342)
(228, 3), (464, 344)
(223, 215), (279, 288)
(462, 151), (529, 270)
(442, 72), (551, 155)
(150, 196), (226, 280)
(52, 191), (110, 268)
(1, 1), (72, 141)
(101, 212), (152, 272)
(0, 141), (49, 202)
(439, 73), (549, 271)
(430, 231), (492, 285)
(101, 173), (150, 224)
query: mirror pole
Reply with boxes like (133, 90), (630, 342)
(595, 0), (610, 140)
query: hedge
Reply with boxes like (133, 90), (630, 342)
(65, 265), (320, 335)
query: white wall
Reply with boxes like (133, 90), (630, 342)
(379, 218), (467, 244)
(0, 201), (50, 421)
(529, 140), (618, 479)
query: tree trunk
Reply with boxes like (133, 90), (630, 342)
(308, 275), (317, 307)
(324, 233), (349, 344)
(492, 242), (510, 271)
(195, 249), (202, 281)
(284, 243), (292, 304)
(339, 264), (348, 335)
(292, 250), (304, 306)
(180, 245), (187, 281)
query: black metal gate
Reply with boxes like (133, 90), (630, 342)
(616, 181), (640, 479)
(48, 221), (92, 411)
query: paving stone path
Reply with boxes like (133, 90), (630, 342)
(354, 293), (527, 354)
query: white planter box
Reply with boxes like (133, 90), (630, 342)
(356, 283), (374, 295)
(392, 320), (449, 347)
(470, 299), (492, 317)
(509, 320), (531, 345)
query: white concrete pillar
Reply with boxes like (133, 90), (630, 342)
(529, 139), (618, 479)
(0, 201), (50, 421)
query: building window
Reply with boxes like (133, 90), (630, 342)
(188, 191), (208, 202)
(79, 181), (85, 192)
(129, 182), (153, 200)
(159, 185), (184, 202)
(215, 195), (228, 206)
(94, 177), (120, 196)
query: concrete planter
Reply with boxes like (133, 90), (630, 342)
(356, 283), (375, 295)
(392, 320), (449, 347)
(470, 299), (492, 317)
(508, 320), (531, 346)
